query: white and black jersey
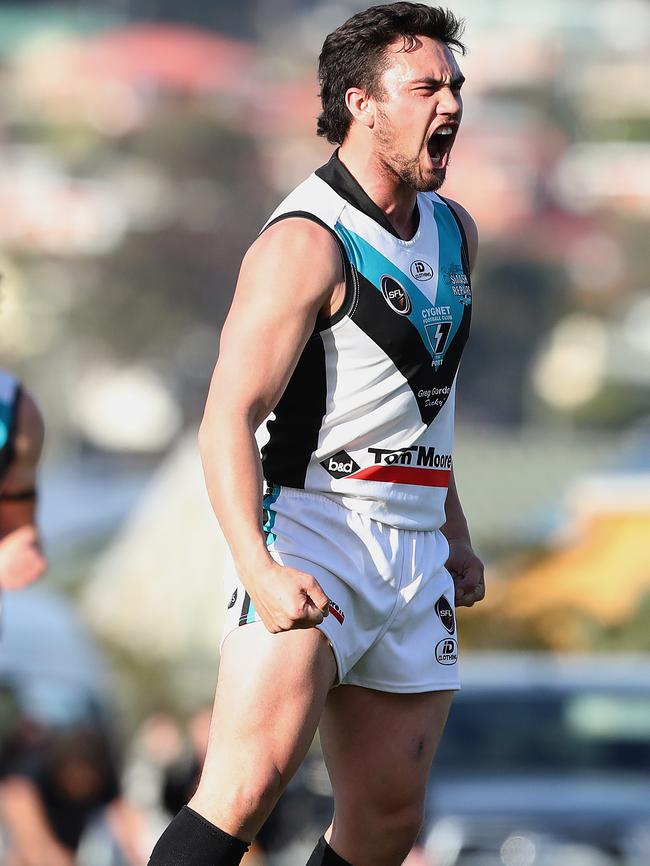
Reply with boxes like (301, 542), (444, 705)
(258, 152), (472, 530)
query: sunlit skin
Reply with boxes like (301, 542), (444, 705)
(339, 35), (464, 240)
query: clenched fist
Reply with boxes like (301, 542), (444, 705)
(0, 525), (47, 590)
(446, 537), (485, 608)
(244, 560), (330, 633)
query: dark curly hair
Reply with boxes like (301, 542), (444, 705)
(317, 3), (466, 145)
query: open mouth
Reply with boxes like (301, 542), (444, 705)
(427, 125), (457, 169)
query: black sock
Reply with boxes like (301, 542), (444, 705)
(148, 805), (249, 866)
(306, 835), (353, 866)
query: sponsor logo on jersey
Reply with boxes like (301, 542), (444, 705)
(367, 445), (452, 470)
(328, 598), (345, 624)
(227, 589), (238, 610)
(381, 275), (412, 316)
(417, 385), (451, 410)
(435, 594), (455, 634)
(435, 637), (458, 665)
(444, 265), (472, 306)
(321, 450), (361, 479)
(410, 260), (434, 281)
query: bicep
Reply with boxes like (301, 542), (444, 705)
(203, 220), (342, 430)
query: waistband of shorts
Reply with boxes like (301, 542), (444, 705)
(265, 483), (351, 514)
(265, 482), (447, 537)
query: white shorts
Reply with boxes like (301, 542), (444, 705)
(221, 485), (460, 693)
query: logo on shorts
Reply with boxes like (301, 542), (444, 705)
(321, 450), (360, 479)
(435, 594), (455, 635)
(328, 598), (345, 624)
(227, 589), (238, 610)
(410, 260), (434, 281)
(435, 638), (458, 665)
(381, 276), (411, 316)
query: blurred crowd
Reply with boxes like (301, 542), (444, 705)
(0, 586), (333, 866)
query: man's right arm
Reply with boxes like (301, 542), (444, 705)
(198, 218), (344, 634)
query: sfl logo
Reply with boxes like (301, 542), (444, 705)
(435, 594), (455, 634)
(381, 276), (412, 315)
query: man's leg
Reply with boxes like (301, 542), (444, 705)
(148, 622), (336, 865)
(310, 685), (453, 866)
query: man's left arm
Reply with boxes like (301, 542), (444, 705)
(441, 470), (485, 607)
(441, 197), (485, 608)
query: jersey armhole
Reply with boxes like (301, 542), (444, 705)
(260, 210), (355, 333)
(437, 196), (472, 281)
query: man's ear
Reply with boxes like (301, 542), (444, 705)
(344, 88), (375, 130)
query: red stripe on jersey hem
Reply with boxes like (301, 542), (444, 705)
(329, 606), (344, 624)
(348, 466), (451, 487)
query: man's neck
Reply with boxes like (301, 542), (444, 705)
(337, 144), (418, 241)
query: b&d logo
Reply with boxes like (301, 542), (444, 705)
(435, 594), (455, 635)
(381, 275), (412, 316)
(410, 260), (434, 281)
(321, 450), (360, 479)
(435, 638), (457, 665)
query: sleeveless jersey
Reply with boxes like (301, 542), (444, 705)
(258, 153), (472, 530)
(0, 370), (21, 487)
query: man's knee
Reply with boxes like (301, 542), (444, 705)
(191, 764), (284, 836)
(374, 801), (424, 861)
(334, 798), (425, 866)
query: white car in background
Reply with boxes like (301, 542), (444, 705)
(423, 654), (650, 866)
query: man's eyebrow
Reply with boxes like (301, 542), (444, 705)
(412, 75), (466, 87)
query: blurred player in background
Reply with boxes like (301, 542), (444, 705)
(0, 368), (46, 595)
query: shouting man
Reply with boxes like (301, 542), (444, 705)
(149, 4), (485, 866)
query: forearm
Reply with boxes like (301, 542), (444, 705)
(198, 411), (272, 581)
(0, 777), (59, 851)
(440, 469), (471, 544)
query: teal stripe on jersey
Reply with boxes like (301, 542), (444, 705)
(262, 483), (281, 547)
(333, 219), (465, 367)
(247, 600), (257, 624)
(432, 200), (472, 312)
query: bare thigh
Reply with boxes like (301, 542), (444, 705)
(190, 622), (336, 841)
(320, 685), (454, 866)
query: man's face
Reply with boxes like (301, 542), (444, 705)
(371, 36), (464, 192)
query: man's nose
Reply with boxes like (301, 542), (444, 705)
(437, 86), (461, 116)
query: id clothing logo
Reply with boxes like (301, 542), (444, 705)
(410, 260), (434, 281)
(321, 450), (360, 479)
(435, 638), (458, 665)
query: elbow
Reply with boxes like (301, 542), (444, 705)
(197, 398), (267, 462)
